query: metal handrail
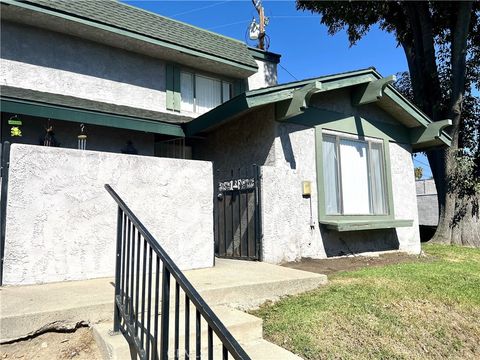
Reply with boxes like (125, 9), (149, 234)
(105, 184), (250, 360)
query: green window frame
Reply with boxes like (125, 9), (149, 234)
(166, 63), (246, 113)
(315, 126), (396, 224)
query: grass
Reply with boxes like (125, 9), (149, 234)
(251, 244), (480, 359)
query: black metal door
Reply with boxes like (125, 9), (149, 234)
(215, 165), (262, 260)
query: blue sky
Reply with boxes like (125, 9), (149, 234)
(124, 0), (432, 178)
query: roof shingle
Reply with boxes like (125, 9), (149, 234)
(21, 0), (257, 69)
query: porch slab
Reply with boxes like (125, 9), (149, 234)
(0, 258), (327, 343)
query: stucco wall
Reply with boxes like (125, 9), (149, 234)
(3, 144), (213, 285)
(247, 59), (278, 90)
(198, 91), (421, 262)
(1, 21), (168, 113)
(389, 142), (421, 253)
(194, 105), (277, 178)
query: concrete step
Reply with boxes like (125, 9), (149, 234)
(93, 314), (301, 360)
(1, 259), (327, 342)
(92, 305), (262, 359)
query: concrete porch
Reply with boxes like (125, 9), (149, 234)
(1, 258), (327, 359)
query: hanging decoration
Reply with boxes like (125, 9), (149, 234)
(8, 115), (22, 137)
(77, 123), (87, 150)
(43, 119), (60, 147)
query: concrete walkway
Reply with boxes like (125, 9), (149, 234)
(1, 258), (327, 358)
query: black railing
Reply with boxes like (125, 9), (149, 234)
(105, 185), (250, 360)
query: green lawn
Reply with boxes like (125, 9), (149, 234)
(252, 244), (480, 359)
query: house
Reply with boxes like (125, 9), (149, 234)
(1, 0), (276, 155)
(0, 0), (451, 285)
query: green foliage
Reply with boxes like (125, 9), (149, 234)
(297, 1), (480, 242)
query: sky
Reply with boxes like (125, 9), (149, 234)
(123, 0), (433, 178)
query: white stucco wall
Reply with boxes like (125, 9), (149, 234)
(390, 142), (421, 253)
(3, 144), (214, 285)
(193, 87), (421, 262)
(260, 124), (421, 263)
(1, 21), (168, 113)
(247, 59), (278, 90)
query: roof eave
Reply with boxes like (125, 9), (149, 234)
(1, 0), (258, 75)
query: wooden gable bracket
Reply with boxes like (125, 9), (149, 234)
(276, 81), (322, 121)
(352, 75), (396, 106)
(410, 119), (452, 146)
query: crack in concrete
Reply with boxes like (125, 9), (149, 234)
(0, 320), (89, 344)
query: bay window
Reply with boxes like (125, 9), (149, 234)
(180, 72), (231, 114)
(322, 132), (387, 215)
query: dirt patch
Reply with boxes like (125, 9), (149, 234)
(282, 251), (430, 275)
(1, 327), (103, 360)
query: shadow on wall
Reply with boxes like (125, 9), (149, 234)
(320, 228), (400, 257)
(263, 62), (277, 87)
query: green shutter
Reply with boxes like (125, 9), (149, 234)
(166, 63), (181, 112)
(173, 65), (181, 112)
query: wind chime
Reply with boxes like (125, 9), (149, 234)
(77, 123), (87, 150)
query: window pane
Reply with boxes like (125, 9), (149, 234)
(322, 135), (340, 214)
(339, 138), (370, 214)
(222, 82), (231, 102)
(370, 142), (387, 214)
(195, 75), (221, 114)
(180, 72), (194, 112)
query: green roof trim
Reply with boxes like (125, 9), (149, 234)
(248, 47), (281, 64)
(185, 68), (451, 150)
(3, 0), (258, 72)
(1, 95), (185, 138)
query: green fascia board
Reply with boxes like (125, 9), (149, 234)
(2, 0), (258, 74)
(1, 98), (184, 137)
(184, 95), (251, 136)
(248, 47), (281, 64)
(320, 219), (413, 232)
(185, 67), (449, 142)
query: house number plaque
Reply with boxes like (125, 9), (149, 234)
(218, 178), (255, 192)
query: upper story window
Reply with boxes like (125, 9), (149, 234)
(180, 72), (232, 114)
(322, 131), (387, 216)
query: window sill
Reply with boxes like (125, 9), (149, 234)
(320, 219), (413, 232)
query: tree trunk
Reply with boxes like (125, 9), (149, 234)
(429, 1), (479, 247)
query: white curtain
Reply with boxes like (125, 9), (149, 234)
(222, 82), (231, 102)
(180, 72), (194, 112)
(370, 142), (386, 214)
(322, 135), (340, 214)
(195, 75), (221, 114)
(340, 138), (370, 214)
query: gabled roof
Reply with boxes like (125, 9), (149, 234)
(1, 0), (258, 72)
(185, 68), (451, 151)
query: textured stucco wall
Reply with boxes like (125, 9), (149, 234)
(1, 21), (168, 113)
(194, 105), (277, 178)
(198, 88), (421, 262)
(389, 142), (421, 253)
(3, 144), (213, 285)
(247, 59), (278, 90)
